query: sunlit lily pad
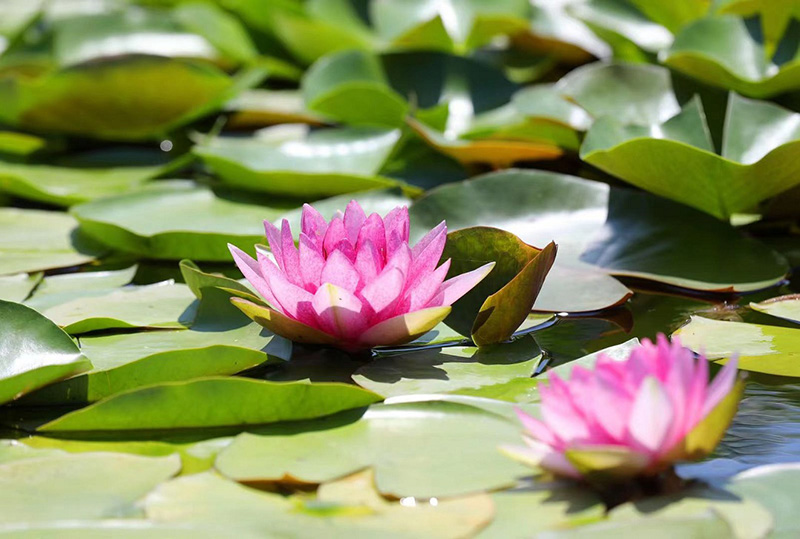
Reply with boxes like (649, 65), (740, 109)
(0, 300), (92, 405)
(194, 126), (412, 197)
(354, 335), (541, 398)
(0, 207), (104, 276)
(727, 463), (800, 537)
(39, 378), (381, 433)
(0, 55), (263, 141)
(750, 294), (800, 324)
(674, 316), (800, 376)
(71, 181), (294, 261)
(0, 452), (180, 524)
(39, 281), (197, 334)
(0, 272), (41, 303)
(663, 15), (800, 98)
(216, 398), (529, 498)
(225, 89), (325, 129)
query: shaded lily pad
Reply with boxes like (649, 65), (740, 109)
(410, 170), (786, 303)
(0, 55), (263, 141)
(39, 281), (197, 334)
(0, 131), (47, 156)
(0, 452), (181, 524)
(38, 378), (381, 433)
(71, 181), (295, 261)
(216, 398), (529, 498)
(674, 316), (800, 376)
(194, 126), (412, 197)
(143, 470), (494, 538)
(353, 335), (542, 398)
(0, 300), (92, 405)
(663, 15), (800, 98)
(0, 207), (104, 276)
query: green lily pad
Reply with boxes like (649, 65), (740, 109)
(39, 281), (196, 334)
(727, 463), (800, 538)
(516, 1), (611, 62)
(38, 378), (381, 433)
(194, 126), (412, 197)
(0, 452), (180, 524)
(410, 170), (786, 303)
(0, 55), (263, 141)
(216, 398), (529, 498)
(353, 335), (541, 398)
(225, 89), (325, 129)
(663, 15), (800, 98)
(179, 259), (253, 300)
(581, 81), (800, 219)
(71, 181), (296, 261)
(0, 300), (92, 405)
(143, 470), (493, 538)
(24, 266), (138, 312)
(716, 0), (800, 54)
(0, 130), (47, 156)
(442, 227), (556, 345)
(0, 158), (173, 207)
(0, 207), (104, 276)
(302, 50), (518, 128)
(0, 272), (41, 303)
(674, 316), (800, 376)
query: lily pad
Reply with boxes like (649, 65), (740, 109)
(38, 378), (381, 433)
(0, 452), (181, 524)
(581, 86), (800, 220)
(24, 266), (138, 312)
(674, 316), (800, 376)
(0, 207), (104, 276)
(216, 398), (529, 498)
(410, 170), (786, 303)
(39, 281), (197, 334)
(0, 300), (92, 405)
(442, 227), (556, 345)
(225, 89), (325, 129)
(0, 272), (41, 303)
(143, 470), (494, 538)
(751, 294), (800, 324)
(663, 15), (800, 98)
(727, 463), (800, 537)
(194, 126), (411, 197)
(71, 181), (295, 261)
(0, 55), (263, 141)
(353, 335), (542, 398)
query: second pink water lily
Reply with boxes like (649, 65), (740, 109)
(229, 201), (494, 350)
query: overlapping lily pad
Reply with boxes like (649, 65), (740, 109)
(216, 398), (529, 498)
(410, 170), (786, 308)
(0, 272), (40, 303)
(0, 300), (91, 405)
(71, 181), (293, 261)
(0, 207), (104, 276)
(663, 15), (800, 98)
(194, 126), (412, 197)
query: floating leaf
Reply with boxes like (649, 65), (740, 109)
(569, 0), (674, 56)
(0, 56), (262, 141)
(751, 294), (800, 324)
(225, 89), (325, 129)
(674, 316), (800, 376)
(0, 207), (104, 276)
(353, 335), (541, 398)
(0, 272), (41, 303)
(441, 227), (556, 345)
(39, 281), (196, 334)
(194, 126), (412, 197)
(663, 15), (800, 98)
(0, 300), (91, 405)
(727, 463), (800, 538)
(216, 398), (529, 498)
(39, 378), (381, 433)
(71, 181), (293, 261)
(0, 452), (180, 524)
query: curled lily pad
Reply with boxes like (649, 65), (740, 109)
(441, 227), (557, 345)
(71, 181), (294, 261)
(194, 126), (413, 197)
(0, 55), (263, 141)
(0, 207), (104, 276)
(0, 300), (91, 405)
(750, 294), (800, 324)
(578, 73), (800, 220)
(38, 378), (381, 433)
(674, 316), (800, 376)
(663, 15), (800, 98)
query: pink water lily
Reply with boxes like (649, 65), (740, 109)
(229, 201), (494, 350)
(502, 335), (742, 480)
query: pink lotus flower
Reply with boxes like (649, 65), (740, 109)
(502, 335), (742, 480)
(228, 201), (494, 350)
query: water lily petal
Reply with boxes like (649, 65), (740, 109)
(360, 267), (404, 318)
(343, 200), (367, 244)
(354, 238), (383, 284)
(356, 213), (386, 261)
(628, 376), (674, 453)
(402, 259), (450, 312)
(228, 244), (279, 308)
(231, 297), (336, 345)
(301, 203), (328, 244)
(298, 233), (324, 291)
(408, 221), (447, 289)
(358, 306), (451, 347)
(280, 219), (302, 287)
(323, 217), (348, 257)
(320, 249), (361, 293)
(431, 262), (495, 307)
(703, 357), (739, 416)
(312, 283), (368, 340)
(263, 220), (284, 270)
